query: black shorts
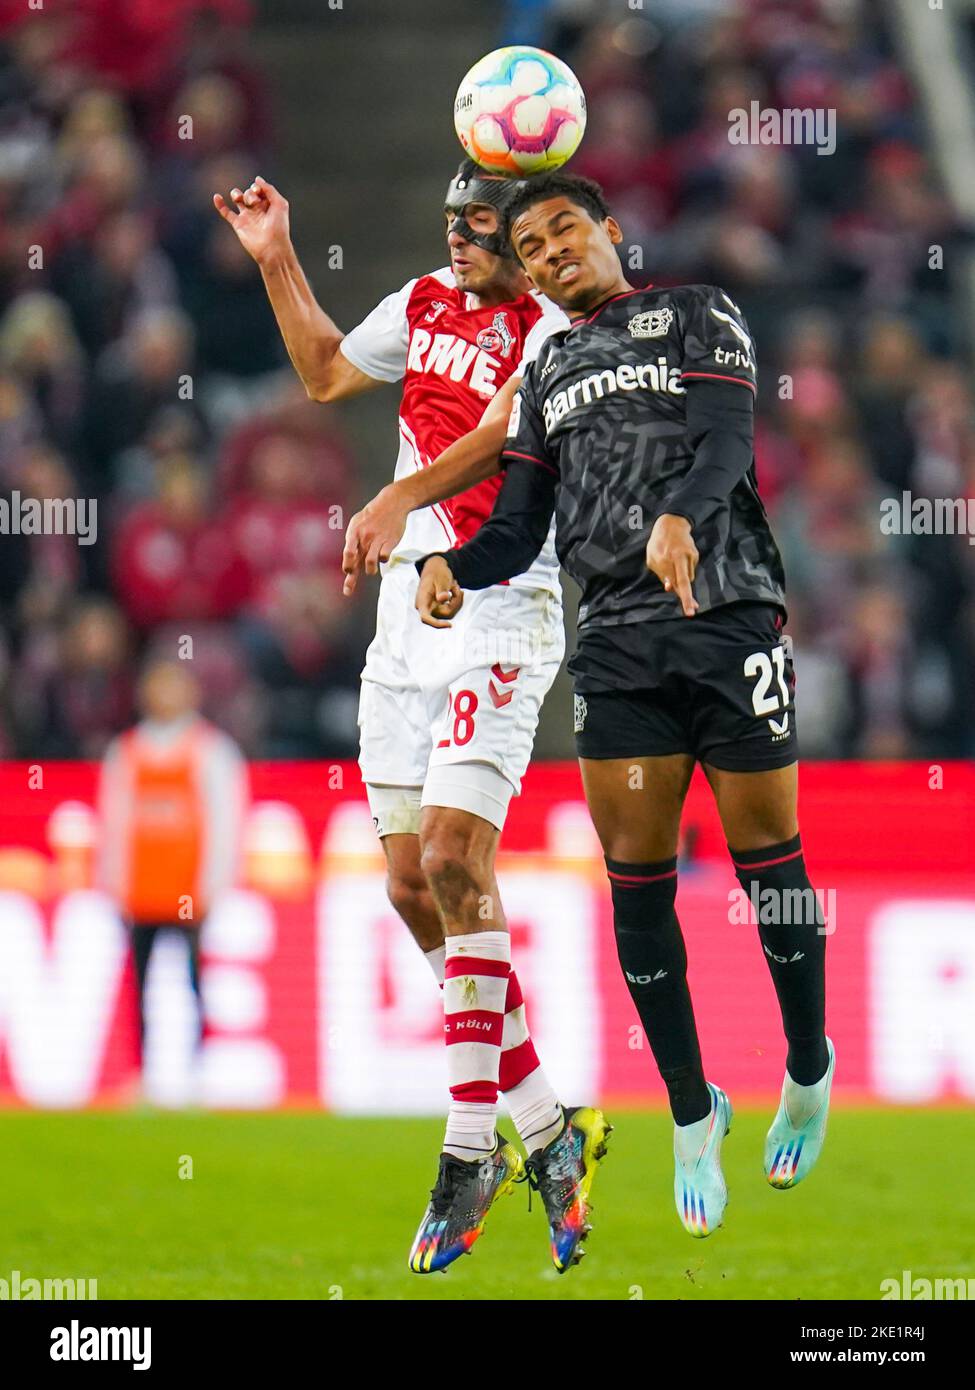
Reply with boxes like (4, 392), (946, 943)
(571, 602), (798, 771)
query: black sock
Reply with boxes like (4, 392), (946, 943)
(606, 857), (711, 1125)
(730, 835), (828, 1085)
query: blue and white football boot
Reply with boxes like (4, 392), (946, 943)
(673, 1082), (733, 1238)
(765, 1038), (836, 1190)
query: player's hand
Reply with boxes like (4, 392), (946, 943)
(646, 513), (700, 617)
(341, 486), (410, 596)
(415, 557), (463, 627)
(213, 176), (291, 266)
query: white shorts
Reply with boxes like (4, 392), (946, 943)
(358, 559), (564, 832)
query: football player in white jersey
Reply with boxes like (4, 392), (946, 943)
(215, 162), (610, 1274)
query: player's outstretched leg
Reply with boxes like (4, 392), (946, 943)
(704, 764), (831, 1192)
(726, 827), (830, 1188)
(408, 930), (521, 1273)
(427, 941), (612, 1271)
(499, 970), (613, 1269)
(765, 1037), (835, 1189)
(417, 798), (616, 1270)
(498, 967), (570, 1157)
(581, 752), (717, 1239)
(375, 814), (570, 1163)
(604, 848), (730, 1237)
(522, 1104), (613, 1272)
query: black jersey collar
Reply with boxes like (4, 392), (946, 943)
(567, 285), (655, 330)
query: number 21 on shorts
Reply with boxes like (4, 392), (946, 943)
(744, 645), (790, 717)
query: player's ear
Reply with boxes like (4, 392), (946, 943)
(604, 216), (624, 246)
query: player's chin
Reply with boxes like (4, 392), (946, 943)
(455, 265), (491, 293)
(543, 271), (595, 310)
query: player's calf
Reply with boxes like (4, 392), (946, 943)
(384, 857), (443, 954)
(729, 835), (828, 1086)
(727, 834), (833, 1189)
(368, 785), (445, 952)
(422, 804), (568, 1140)
(606, 855), (711, 1124)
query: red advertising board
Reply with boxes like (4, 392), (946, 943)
(0, 761), (972, 1109)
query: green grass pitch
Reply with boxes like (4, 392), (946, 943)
(1, 1108), (971, 1300)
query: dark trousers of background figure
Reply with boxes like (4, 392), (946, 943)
(129, 923), (203, 1063)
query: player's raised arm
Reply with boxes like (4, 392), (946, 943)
(213, 176), (378, 403)
(341, 374), (518, 594)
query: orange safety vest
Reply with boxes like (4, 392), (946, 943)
(118, 723), (207, 924)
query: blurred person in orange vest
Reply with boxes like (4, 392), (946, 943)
(97, 657), (248, 1065)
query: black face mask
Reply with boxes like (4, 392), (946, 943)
(443, 160), (527, 260)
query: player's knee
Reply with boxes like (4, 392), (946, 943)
(587, 790), (685, 864)
(592, 809), (681, 862)
(420, 811), (493, 881)
(420, 829), (494, 924)
(602, 831), (680, 863)
(419, 833), (469, 893)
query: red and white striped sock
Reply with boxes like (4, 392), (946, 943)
(443, 931), (510, 1161)
(500, 970), (565, 1155)
(426, 944), (563, 1156)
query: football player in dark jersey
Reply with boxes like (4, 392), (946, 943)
(411, 173), (834, 1239)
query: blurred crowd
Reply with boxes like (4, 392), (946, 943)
(1, 0), (973, 763)
(509, 0), (975, 758)
(0, 0), (367, 759)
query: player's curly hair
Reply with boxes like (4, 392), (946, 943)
(502, 173), (611, 248)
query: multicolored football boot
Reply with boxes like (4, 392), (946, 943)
(674, 1082), (733, 1238)
(408, 1134), (524, 1273)
(522, 1105), (612, 1272)
(765, 1037), (836, 1190)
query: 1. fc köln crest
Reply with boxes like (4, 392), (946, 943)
(477, 311), (515, 357)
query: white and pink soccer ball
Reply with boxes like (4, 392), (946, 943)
(453, 46), (587, 176)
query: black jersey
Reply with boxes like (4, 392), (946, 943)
(502, 283), (786, 630)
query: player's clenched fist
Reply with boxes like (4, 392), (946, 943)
(415, 556), (464, 627)
(213, 176), (291, 265)
(645, 512), (700, 617)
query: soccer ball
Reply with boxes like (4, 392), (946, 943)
(453, 46), (587, 176)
